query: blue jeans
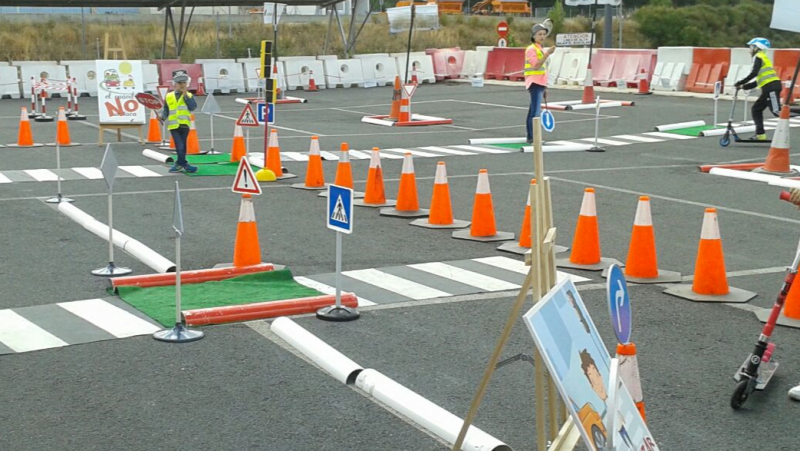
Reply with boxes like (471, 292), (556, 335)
(170, 126), (190, 166)
(526, 84), (545, 140)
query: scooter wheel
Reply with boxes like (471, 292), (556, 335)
(731, 379), (751, 410)
(720, 136), (731, 147)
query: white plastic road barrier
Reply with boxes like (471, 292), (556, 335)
(357, 55), (398, 87)
(323, 59), (365, 88)
(316, 55), (338, 62)
(546, 47), (567, 86)
(57, 202), (176, 273)
(701, 125), (756, 136)
(768, 175), (800, 189)
(196, 59), (246, 94)
(61, 60), (98, 96)
(282, 58), (326, 90)
(652, 47), (694, 91)
(355, 369), (512, 451)
(142, 149), (174, 164)
(556, 48), (590, 85)
(654, 120), (706, 131)
(354, 53), (391, 59)
(709, 167), (782, 183)
(142, 63), (160, 94)
(0, 65), (21, 99)
(14, 62), (68, 97)
(391, 52), (436, 84)
(271, 317), (363, 385)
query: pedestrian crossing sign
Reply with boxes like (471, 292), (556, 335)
(327, 184), (354, 234)
(237, 104), (259, 127)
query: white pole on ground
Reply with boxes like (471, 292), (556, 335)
(335, 230), (342, 308)
(93, 144), (131, 277)
(45, 139), (74, 204)
(175, 225), (181, 324)
(586, 95), (605, 152)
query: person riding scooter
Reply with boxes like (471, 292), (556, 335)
(735, 38), (783, 142)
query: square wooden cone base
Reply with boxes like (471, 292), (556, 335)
(410, 218), (470, 229)
(601, 268), (682, 284)
(380, 207), (430, 218)
(452, 229), (515, 242)
(353, 199), (397, 208)
(498, 242), (568, 255)
(756, 309), (800, 329)
(291, 183), (328, 190)
(47, 142), (82, 147)
(7, 143), (44, 148)
(555, 256), (622, 271)
(663, 284), (756, 303)
(319, 190), (365, 199)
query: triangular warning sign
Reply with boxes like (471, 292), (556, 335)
(201, 93), (222, 114)
(237, 103), (259, 127)
(402, 83), (417, 99)
(231, 156), (262, 195)
(157, 85), (170, 101)
(331, 195), (348, 224)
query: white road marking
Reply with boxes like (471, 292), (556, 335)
(24, 169), (61, 181)
(451, 145), (510, 154)
(419, 146), (475, 156)
(472, 256), (589, 283)
(119, 166), (162, 177)
(342, 268), (451, 300)
(57, 299), (160, 338)
(0, 310), (68, 352)
(578, 138), (633, 146)
(0, 173), (12, 184)
(644, 132), (698, 140)
(408, 262), (520, 291)
(72, 167), (104, 179)
(294, 276), (377, 306)
(612, 134), (664, 143)
(381, 148), (440, 158)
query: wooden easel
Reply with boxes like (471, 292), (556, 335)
(97, 124), (144, 146)
(104, 33), (127, 60)
(452, 118), (580, 451)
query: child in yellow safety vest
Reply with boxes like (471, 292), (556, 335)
(735, 38), (783, 141)
(524, 19), (555, 144)
(161, 70), (198, 173)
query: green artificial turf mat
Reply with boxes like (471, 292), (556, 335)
(186, 154), (233, 164)
(182, 162), (259, 177)
(661, 125), (718, 136)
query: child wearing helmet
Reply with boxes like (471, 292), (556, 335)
(524, 19), (556, 144)
(735, 38), (783, 141)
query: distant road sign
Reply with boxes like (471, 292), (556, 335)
(556, 33), (595, 47)
(496, 21), (508, 38)
(542, 110), (555, 133)
(237, 104), (259, 127)
(327, 185), (354, 234)
(257, 103), (275, 125)
(100, 144), (118, 191)
(232, 157), (262, 195)
(607, 264), (632, 344)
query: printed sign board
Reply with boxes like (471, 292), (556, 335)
(96, 60), (146, 124)
(556, 33), (596, 47)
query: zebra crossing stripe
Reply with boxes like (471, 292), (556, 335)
(72, 167), (104, 179)
(342, 268), (451, 300)
(281, 152), (309, 162)
(451, 145), (511, 154)
(612, 134), (664, 143)
(578, 138), (632, 146)
(382, 148), (440, 158)
(319, 151), (340, 161)
(644, 132), (697, 140)
(408, 262), (520, 291)
(419, 146), (476, 156)
(57, 299), (160, 338)
(370, 150), (404, 159)
(348, 150), (372, 160)
(294, 276), (377, 306)
(119, 166), (162, 177)
(24, 169), (61, 181)
(0, 173), (11, 184)
(0, 309), (68, 353)
(472, 256), (589, 283)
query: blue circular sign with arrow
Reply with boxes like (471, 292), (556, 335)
(607, 264), (632, 344)
(542, 110), (555, 133)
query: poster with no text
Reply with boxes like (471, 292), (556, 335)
(96, 60), (146, 124)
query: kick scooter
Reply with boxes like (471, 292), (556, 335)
(720, 88), (773, 147)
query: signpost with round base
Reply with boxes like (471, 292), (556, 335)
(321, 185), (360, 323)
(92, 263), (132, 277)
(317, 304), (360, 322)
(153, 323), (204, 343)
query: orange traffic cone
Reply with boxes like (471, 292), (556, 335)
(292, 136), (326, 190)
(664, 208), (756, 303)
(8, 107), (43, 148)
(556, 188), (621, 271)
(389, 76), (401, 121)
(398, 87), (411, 123)
(334, 143), (354, 188)
(232, 194), (262, 268)
(452, 169), (514, 242)
(307, 70), (319, 92)
(146, 110), (162, 144)
(186, 114), (202, 155)
(754, 106), (797, 176)
(616, 343), (647, 422)
(355, 148), (395, 208)
(498, 180), (570, 255)
(381, 153), (429, 218)
(230, 125), (246, 162)
(265, 130), (283, 176)
(784, 279), (800, 320)
(582, 63), (596, 104)
(411, 162), (470, 229)
(196, 77), (207, 96)
(411, 66), (420, 85)
(48, 107), (81, 147)
(619, 196), (681, 283)
(635, 68), (652, 95)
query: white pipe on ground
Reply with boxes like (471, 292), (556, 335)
(522, 144), (592, 153)
(708, 168), (779, 183)
(355, 369), (512, 451)
(654, 120), (705, 131)
(468, 137), (527, 145)
(701, 125), (756, 137)
(142, 149), (174, 164)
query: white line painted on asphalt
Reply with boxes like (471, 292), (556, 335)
(72, 167), (104, 180)
(370, 150), (404, 159)
(294, 276), (377, 306)
(119, 166), (162, 178)
(418, 146), (475, 156)
(408, 262), (520, 291)
(319, 151), (340, 161)
(342, 268), (451, 300)
(451, 145), (509, 154)
(0, 173), (12, 184)
(443, 124), (479, 131)
(57, 299), (160, 338)
(0, 310), (68, 352)
(644, 132), (698, 140)
(281, 152), (309, 162)
(24, 169), (61, 182)
(612, 134), (664, 143)
(473, 256), (590, 283)
(347, 150), (371, 160)
(381, 148), (440, 158)
(578, 138), (632, 146)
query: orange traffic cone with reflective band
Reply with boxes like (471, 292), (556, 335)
(556, 188), (621, 271)
(616, 343), (647, 422)
(232, 194), (262, 268)
(619, 196), (681, 283)
(754, 106), (797, 176)
(498, 179), (570, 256)
(146, 110), (162, 144)
(230, 125), (246, 162)
(664, 208), (756, 303)
(8, 107), (42, 148)
(411, 162), (469, 229)
(335, 143), (354, 188)
(452, 169), (514, 242)
(49, 107), (80, 147)
(292, 136), (325, 190)
(187, 114), (202, 154)
(783, 280), (800, 319)
(635, 69), (652, 95)
(381, 153), (429, 218)
(582, 63), (596, 104)
(389, 76), (401, 121)
(355, 148), (396, 208)
(307, 70), (318, 92)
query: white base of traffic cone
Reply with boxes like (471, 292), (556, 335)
(498, 242), (569, 255)
(319, 190), (364, 199)
(353, 199), (397, 208)
(46, 142), (82, 147)
(555, 256), (622, 271)
(664, 284), (756, 304)
(7, 143), (44, 148)
(410, 218), (470, 229)
(380, 207), (430, 218)
(291, 183), (328, 191)
(452, 229), (515, 242)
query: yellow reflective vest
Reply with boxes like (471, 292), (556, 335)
(166, 91), (193, 130)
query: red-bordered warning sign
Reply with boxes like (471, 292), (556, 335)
(231, 156), (262, 195)
(237, 103), (259, 127)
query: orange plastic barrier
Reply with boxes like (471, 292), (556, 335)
(438, 0), (464, 14)
(685, 48), (730, 94)
(484, 47), (526, 81)
(773, 49), (800, 102)
(491, 0), (530, 14)
(590, 50), (657, 87)
(426, 47), (466, 80)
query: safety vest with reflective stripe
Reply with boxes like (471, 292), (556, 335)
(755, 51), (780, 88)
(166, 91), (192, 130)
(524, 44), (546, 76)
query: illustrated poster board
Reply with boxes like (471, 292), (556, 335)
(96, 60), (146, 124)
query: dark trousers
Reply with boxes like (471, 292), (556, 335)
(753, 81), (782, 135)
(526, 83), (546, 140)
(170, 126), (190, 166)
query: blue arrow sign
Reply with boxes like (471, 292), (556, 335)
(327, 184), (354, 234)
(607, 264), (632, 344)
(542, 110), (555, 133)
(257, 103), (275, 125)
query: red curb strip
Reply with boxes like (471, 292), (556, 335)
(699, 162), (764, 173)
(183, 293), (359, 326)
(111, 263), (275, 292)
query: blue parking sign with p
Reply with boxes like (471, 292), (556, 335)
(257, 103), (275, 125)
(542, 110), (555, 133)
(327, 185), (353, 234)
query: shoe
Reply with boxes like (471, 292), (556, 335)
(789, 384), (800, 401)
(749, 134), (768, 141)
(183, 164), (198, 174)
(526, 138), (533, 144)
(169, 164), (184, 173)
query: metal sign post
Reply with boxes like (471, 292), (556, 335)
(202, 93), (222, 154)
(153, 181), (205, 343)
(587, 96), (605, 152)
(318, 184), (359, 322)
(92, 144), (131, 277)
(713, 81), (721, 128)
(157, 85), (171, 148)
(45, 138), (74, 204)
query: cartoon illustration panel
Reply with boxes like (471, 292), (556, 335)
(96, 60), (145, 124)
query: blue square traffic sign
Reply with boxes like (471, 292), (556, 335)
(327, 185), (353, 234)
(257, 103), (275, 125)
